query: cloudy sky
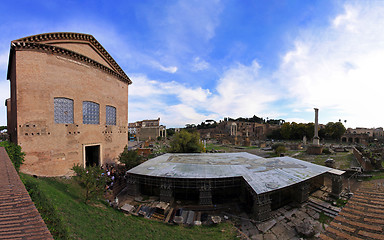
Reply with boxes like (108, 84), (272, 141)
(0, 0), (383, 128)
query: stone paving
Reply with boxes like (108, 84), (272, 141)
(237, 202), (327, 239)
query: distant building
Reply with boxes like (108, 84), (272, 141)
(341, 127), (384, 144)
(6, 32), (131, 176)
(128, 118), (166, 140)
(197, 118), (280, 146)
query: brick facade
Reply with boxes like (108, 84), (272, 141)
(6, 32), (131, 176)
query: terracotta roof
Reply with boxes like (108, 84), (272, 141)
(0, 147), (53, 239)
(8, 32), (131, 84)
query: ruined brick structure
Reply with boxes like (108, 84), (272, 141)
(198, 119), (280, 146)
(341, 127), (384, 145)
(128, 118), (166, 141)
(6, 32), (131, 176)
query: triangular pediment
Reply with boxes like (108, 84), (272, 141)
(13, 32), (130, 83)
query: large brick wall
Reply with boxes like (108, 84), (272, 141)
(0, 147), (53, 239)
(7, 33), (131, 176)
(352, 147), (373, 171)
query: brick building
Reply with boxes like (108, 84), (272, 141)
(6, 32), (131, 176)
(128, 118), (166, 141)
(198, 119), (280, 145)
(341, 127), (384, 145)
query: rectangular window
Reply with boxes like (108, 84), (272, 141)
(54, 98), (74, 124)
(83, 101), (99, 124)
(106, 105), (116, 125)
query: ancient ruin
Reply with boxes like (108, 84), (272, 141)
(126, 152), (344, 222)
(6, 32), (131, 176)
(128, 118), (166, 141)
(307, 108), (323, 155)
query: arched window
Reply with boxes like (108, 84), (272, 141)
(54, 97), (74, 124)
(106, 105), (116, 125)
(83, 101), (99, 124)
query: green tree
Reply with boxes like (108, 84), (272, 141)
(72, 164), (107, 203)
(280, 122), (292, 140)
(0, 126), (7, 131)
(305, 123), (315, 139)
(0, 141), (25, 173)
(118, 146), (142, 170)
(323, 122), (346, 140)
(166, 128), (176, 137)
(169, 130), (204, 153)
(330, 122), (346, 139)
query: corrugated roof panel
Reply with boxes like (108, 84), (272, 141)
(128, 152), (334, 194)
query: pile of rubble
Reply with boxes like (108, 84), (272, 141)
(119, 201), (222, 226)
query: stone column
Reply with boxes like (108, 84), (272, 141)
(252, 194), (271, 222)
(126, 175), (140, 196)
(313, 108), (320, 145)
(331, 175), (343, 198)
(160, 182), (173, 203)
(199, 183), (213, 205)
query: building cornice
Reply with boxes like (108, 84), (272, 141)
(11, 40), (132, 84)
(12, 32), (131, 84)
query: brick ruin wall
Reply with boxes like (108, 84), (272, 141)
(10, 46), (128, 176)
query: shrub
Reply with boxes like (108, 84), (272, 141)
(169, 130), (204, 153)
(118, 146), (142, 170)
(72, 164), (107, 203)
(272, 143), (285, 150)
(322, 148), (331, 154)
(275, 145), (286, 156)
(0, 141), (25, 173)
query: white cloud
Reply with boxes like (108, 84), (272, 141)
(150, 61), (178, 73)
(128, 74), (212, 126)
(332, 5), (358, 32)
(277, 2), (384, 128)
(209, 60), (279, 118)
(128, 59), (280, 127)
(191, 57), (209, 71)
(285, 118), (308, 124)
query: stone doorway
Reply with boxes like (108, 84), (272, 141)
(84, 144), (100, 167)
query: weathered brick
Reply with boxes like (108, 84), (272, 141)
(7, 33), (130, 177)
(343, 218), (382, 232)
(339, 211), (361, 220)
(0, 147), (53, 239)
(318, 233), (334, 240)
(358, 230), (384, 240)
(327, 226), (364, 240)
(363, 217), (384, 225)
(330, 221), (355, 233)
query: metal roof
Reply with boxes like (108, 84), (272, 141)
(128, 152), (335, 194)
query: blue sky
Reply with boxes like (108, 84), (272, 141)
(0, 0), (383, 128)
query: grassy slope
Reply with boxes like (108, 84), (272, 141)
(21, 174), (236, 240)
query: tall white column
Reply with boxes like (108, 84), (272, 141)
(313, 108), (320, 145)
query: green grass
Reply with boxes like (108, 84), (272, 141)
(294, 151), (354, 169)
(21, 174), (237, 240)
(368, 171), (384, 180)
(205, 143), (232, 152)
